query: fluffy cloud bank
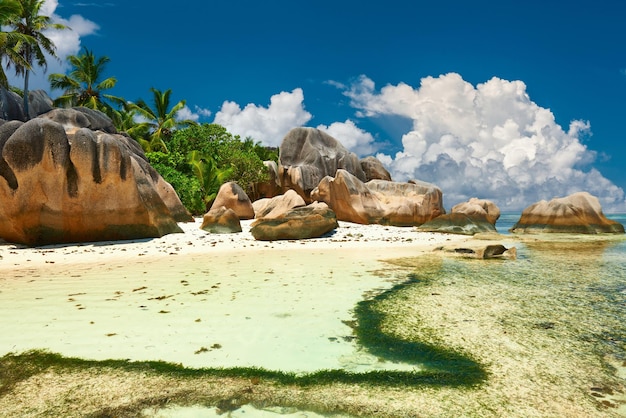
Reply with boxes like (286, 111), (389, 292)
(344, 73), (626, 211)
(213, 89), (378, 155)
(213, 88), (312, 147)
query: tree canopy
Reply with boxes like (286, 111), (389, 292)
(0, 1), (31, 90)
(126, 87), (197, 152)
(147, 123), (274, 214)
(48, 48), (123, 117)
(6, 0), (67, 119)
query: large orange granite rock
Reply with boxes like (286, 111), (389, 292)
(0, 110), (191, 245)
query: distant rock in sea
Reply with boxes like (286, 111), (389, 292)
(510, 192), (624, 234)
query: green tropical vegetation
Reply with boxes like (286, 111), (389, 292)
(126, 87), (196, 152)
(0, 0), (29, 89)
(47, 48), (123, 118)
(4, 0), (67, 119)
(147, 123), (276, 214)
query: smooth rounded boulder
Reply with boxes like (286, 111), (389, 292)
(250, 202), (338, 241)
(0, 111), (190, 246)
(210, 182), (255, 220)
(252, 189), (306, 219)
(452, 198), (500, 225)
(511, 192), (624, 234)
(278, 127), (366, 202)
(419, 198), (500, 235)
(201, 206), (242, 234)
(311, 170), (444, 226)
(360, 156), (392, 181)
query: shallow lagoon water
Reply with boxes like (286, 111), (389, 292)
(3, 215), (626, 416)
(148, 231), (626, 417)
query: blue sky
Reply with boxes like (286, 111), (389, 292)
(11, 0), (626, 211)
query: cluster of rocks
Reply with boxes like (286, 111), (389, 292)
(0, 99), (622, 246)
(203, 126), (624, 240)
(0, 87), (54, 122)
(201, 127), (447, 240)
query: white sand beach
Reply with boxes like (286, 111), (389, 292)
(0, 219), (471, 372)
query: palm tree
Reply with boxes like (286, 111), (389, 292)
(112, 105), (151, 143)
(0, 0), (30, 90)
(7, 0), (67, 119)
(48, 48), (122, 117)
(128, 88), (197, 152)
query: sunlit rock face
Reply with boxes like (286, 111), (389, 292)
(210, 182), (255, 220)
(0, 109), (191, 246)
(252, 189), (306, 219)
(311, 169), (444, 226)
(451, 198), (501, 225)
(250, 202), (338, 241)
(278, 127), (366, 202)
(511, 192), (625, 234)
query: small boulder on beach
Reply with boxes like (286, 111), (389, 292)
(250, 202), (338, 241)
(201, 206), (242, 234)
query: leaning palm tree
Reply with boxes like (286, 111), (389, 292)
(48, 48), (122, 118)
(7, 0), (67, 119)
(0, 0), (30, 90)
(128, 88), (197, 152)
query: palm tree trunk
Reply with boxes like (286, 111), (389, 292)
(22, 68), (30, 121)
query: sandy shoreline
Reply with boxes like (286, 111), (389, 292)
(0, 219), (470, 269)
(0, 219), (473, 371)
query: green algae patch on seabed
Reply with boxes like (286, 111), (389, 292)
(0, 259), (489, 418)
(374, 241), (626, 417)
(2, 242), (626, 417)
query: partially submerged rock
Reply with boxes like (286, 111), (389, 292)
(418, 213), (497, 235)
(438, 244), (517, 259)
(419, 198), (500, 235)
(452, 198), (500, 225)
(201, 206), (242, 234)
(250, 202), (338, 241)
(0, 110), (190, 246)
(511, 192), (624, 234)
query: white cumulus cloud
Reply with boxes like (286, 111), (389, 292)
(176, 105), (211, 122)
(213, 88), (312, 146)
(317, 119), (377, 156)
(344, 73), (626, 211)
